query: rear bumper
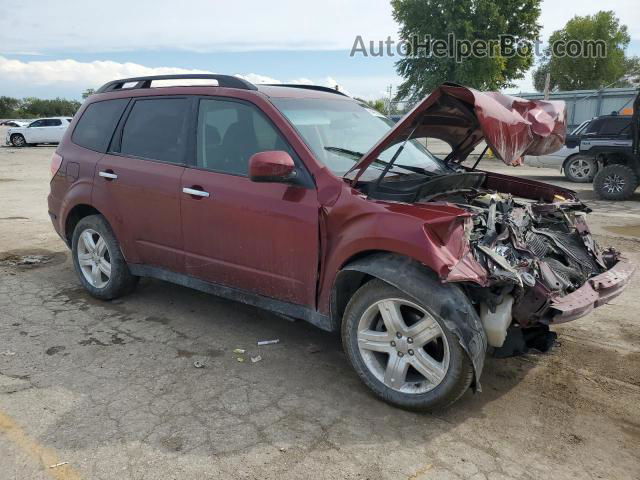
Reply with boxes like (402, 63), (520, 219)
(549, 259), (635, 323)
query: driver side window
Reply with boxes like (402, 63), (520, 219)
(29, 120), (45, 127)
(196, 99), (292, 176)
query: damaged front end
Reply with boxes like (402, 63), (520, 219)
(347, 83), (634, 352)
(441, 188), (635, 348)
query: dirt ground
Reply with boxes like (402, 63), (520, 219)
(0, 140), (639, 480)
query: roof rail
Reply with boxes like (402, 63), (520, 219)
(263, 84), (348, 97)
(96, 74), (257, 93)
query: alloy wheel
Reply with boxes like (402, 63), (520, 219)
(77, 229), (111, 288)
(569, 158), (593, 179)
(357, 298), (450, 394)
(603, 174), (625, 194)
(11, 135), (25, 147)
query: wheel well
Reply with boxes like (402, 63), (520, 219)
(562, 153), (580, 167)
(330, 250), (408, 331)
(599, 152), (634, 168)
(64, 204), (102, 245)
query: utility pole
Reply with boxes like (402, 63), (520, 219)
(387, 84), (393, 115)
(543, 72), (551, 100)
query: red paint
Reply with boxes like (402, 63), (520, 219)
(46, 81), (622, 325)
(347, 84), (566, 183)
(249, 151), (295, 180)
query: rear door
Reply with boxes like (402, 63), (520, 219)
(42, 119), (66, 142)
(92, 97), (191, 272)
(180, 97), (319, 306)
(25, 119), (46, 142)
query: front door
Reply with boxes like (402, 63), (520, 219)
(180, 97), (319, 307)
(26, 119), (47, 143)
(92, 97), (190, 272)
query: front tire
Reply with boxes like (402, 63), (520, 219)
(10, 134), (26, 147)
(593, 164), (638, 200)
(341, 279), (474, 411)
(71, 215), (138, 300)
(564, 155), (596, 183)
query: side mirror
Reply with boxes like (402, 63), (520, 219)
(249, 151), (296, 183)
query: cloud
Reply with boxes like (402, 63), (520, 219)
(0, 0), (636, 56)
(0, 56), (385, 98)
(0, 56), (207, 88)
(0, 0), (397, 54)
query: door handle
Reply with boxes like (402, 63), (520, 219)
(99, 171), (118, 180)
(182, 187), (210, 198)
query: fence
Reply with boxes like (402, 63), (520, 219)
(390, 87), (638, 132)
(516, 87), (638, 131)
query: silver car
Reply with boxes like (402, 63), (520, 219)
(525, 120), (594, 182)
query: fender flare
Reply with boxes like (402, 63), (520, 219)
(339, 253), (487, 391)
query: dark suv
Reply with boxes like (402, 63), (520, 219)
(48, 75), (633, 410)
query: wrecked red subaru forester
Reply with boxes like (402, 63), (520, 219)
(48, 75), (634, 410)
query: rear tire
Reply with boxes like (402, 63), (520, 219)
(71, 214), (138, 300)
(341, 279), (474, 411)
(593, 164), (638, 201)
(10, 134), (26, 147)
(564, 155), (596, 183)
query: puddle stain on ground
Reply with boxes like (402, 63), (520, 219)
(175, 348), (223, 359)
(77, 334), (126, 347)
(604, 225), (640, 238)
(0, 249), (66, 269)
(45, 346), (66, 356)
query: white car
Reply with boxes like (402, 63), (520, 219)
(524, 120), (595, 182)
(5, 117), (73, 147)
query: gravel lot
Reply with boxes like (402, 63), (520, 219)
(1, 141), (639, 480)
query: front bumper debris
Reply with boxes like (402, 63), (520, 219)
(549, 259), (635, 323)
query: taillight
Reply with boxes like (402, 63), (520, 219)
(50, 152), (63, 180)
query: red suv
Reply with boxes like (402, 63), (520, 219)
(48, 75), (634, 410)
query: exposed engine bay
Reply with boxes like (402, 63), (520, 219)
(440, 190), (613, 309)
(362, 168), (634, 352)
(421, 174), (626, 347)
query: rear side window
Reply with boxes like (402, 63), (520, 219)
(599, 117), (631, 135)
(72, 99), (128, 152)
(44, 119), (62, 126)
(120, 98), (189, 164)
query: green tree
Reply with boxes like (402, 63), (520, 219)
(0, 96), (21, 118)
(19, 97), (81, 117)
(533, 11), (638, 91)
(366, 98), (389, 114)
(392, 0), (541, 100)
(82, 88), (96, 99)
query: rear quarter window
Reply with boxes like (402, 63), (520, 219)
(72, 99), (129, 152)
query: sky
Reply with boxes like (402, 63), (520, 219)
(0, 0), (639, 101)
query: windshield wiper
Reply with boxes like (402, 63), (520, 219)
(324, 146), (362, 158)
(324, 146), (430, 175)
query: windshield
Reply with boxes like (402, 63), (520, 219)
(271, 98), (447, 179)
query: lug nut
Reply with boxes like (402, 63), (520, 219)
(407, 337), (413, 344)
(408, 349), (414, 356)
(390, 341), (396, 347)
(398, 352), (404, 357)
(396, 332), (402, 339)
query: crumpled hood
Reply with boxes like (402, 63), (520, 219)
(346, 83), (566, 184)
